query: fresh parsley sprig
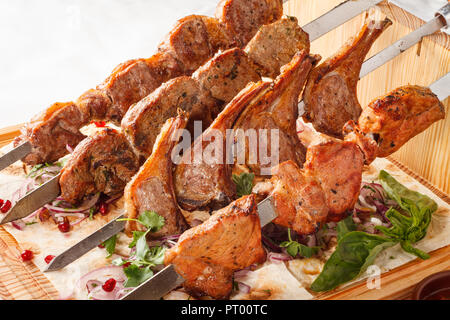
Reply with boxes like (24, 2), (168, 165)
(112, 211), (166, 287)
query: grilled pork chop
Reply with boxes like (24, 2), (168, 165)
(302, 18), (392, 138)
(346, 85), (445, 163)
(233, 50), (319, 175)
(253, 160), (328, 235)
(164, 194), (266, 299)
(59, 129), (140, 205)
(14, 0), (283, 165)
(124, 113), (189, 238)
(174, 81), (272, 211)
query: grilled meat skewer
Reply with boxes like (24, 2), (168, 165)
(174, 50), (318, 211)
(122, 17), (309, 159)
(302, 18), (392, 138)
(124, 112), (190, 238)
(13, 0), (284, 166)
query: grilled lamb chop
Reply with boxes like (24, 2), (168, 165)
(14, 0), (283, 165)
(233, 50), (319, 175)
(302, 18), (392, 138)
(121, 48), (261, 159)
(124, 112), (189, 238)
(164, 194), (266, 299)
(245, 15), (310, 78)
(174, 81), (272, 211)
(216, 0), (283, 47)
(59, 128), (140, 205)
(122, 17), (310, 159)
(121, 76), (218, 160)
(345, 85), (445, 163)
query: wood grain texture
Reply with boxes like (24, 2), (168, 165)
(0, 227), (59, 300)
(284, 0), (450, 194)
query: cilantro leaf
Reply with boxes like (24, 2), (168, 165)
(138, 211), (165, 232)
(232, 173), (255, 197)
(101, 235), (117, 258)
(129, 231), (146, 248)
(123, 264), (154, 288)
(280, 229), (320, 258)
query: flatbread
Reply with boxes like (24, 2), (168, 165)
(0, 150), (449, 300)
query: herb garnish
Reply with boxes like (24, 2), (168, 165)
(232, 172), (255, 197)
(101, 235), (117, 258)
(113, 211), (166, 287)
(311, 170), (438, 292)
(280, 228), (320, 258)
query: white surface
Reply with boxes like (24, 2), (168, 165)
(0, 0), (217, 128)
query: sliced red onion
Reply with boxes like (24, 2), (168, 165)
(261, 234), (281, 253)
(11, 220), (25, 230)
(70, 216), (88, 226)
(237, 282), (251, 294)
(115, 287), (134, 300)
(268, 252), (292, 263)
(45, 193), (100, 214)
(77, 265), (126, 294)
(86, 280), (102, 293)
(66, 144), (74, 154)
(105, 194), (122, 204)
(234, 269), (254, 279)
(306, 234), (317, 247)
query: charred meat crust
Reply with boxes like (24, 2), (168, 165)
(59, 128), (140, 205)
(124, 113), (190, 238)
(164, 194), (266, 299)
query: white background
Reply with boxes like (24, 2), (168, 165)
(0, 0), (446, 129)
(0, 0), (218, 128)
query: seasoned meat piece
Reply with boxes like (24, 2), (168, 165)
(200, 16), (236, 51)
(303, 138), (364, 222)
(174, 81), (271, 211)
(121, 76), (216, 159)
(355, 85), (445, 159)
(302, 19), (392, 138)
(343, 119), (379, 165)
(14, 102), (88, 165)
(193, 48), (261, 103)
(233, 50), (319, 175)
(158, 15), (213, 74)
(164, 195), (266, 299)
(98, 52), (184, 123)
(59, 129), (139, 204)
(253, 160), (328, 235)
(216, 0), (283, 46)
(124, 113), (189, 238)
(245, 16), (310, 78)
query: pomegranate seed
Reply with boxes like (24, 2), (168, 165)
(21, 250), (33, 261)
(38, 207), (50, 222)
(102, 278), (116, 292)
(0, 199), (3, 207)
(123, 262), (131, 268)
(93, 121), (106, 128)
(98, 243), (105, 249)
(1, 200), (12, 213)
(99, 203), (109, 216)
(44, 255), (55, 264)
(57, 217), (71, 233)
